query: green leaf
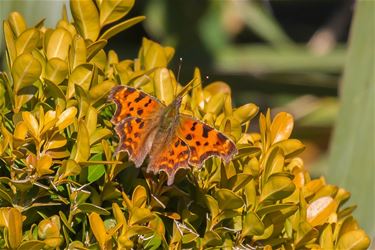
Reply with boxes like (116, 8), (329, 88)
(79, 204), (110, 215)
(99, 0), (134, 27)
(260, 174), (295, 202)
(70, 0), (100, 41)
(327, 0), (375, 235)
(214, 188), (244, 210)
(87, 154), (105, 182)
(99, 16), (146, 41)
(241, 211), (264, 236)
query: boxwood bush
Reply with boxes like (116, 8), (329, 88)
(0, 0), (370, 249)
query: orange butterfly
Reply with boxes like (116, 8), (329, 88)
(109, 85), (237, 185)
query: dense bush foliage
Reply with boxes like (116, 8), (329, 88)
(0, 1), (370, 249)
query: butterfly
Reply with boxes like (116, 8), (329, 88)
(109, 84), (237, 185)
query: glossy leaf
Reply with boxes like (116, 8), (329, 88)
(70, 0), (100, 41)
(99, 16), (146, 40)
(214, 189), (244, 210)
(7, 208), (23, 249)
(12, 53), (42, 94)
(260, 174), (295, 202)
(336, 229), (370, 250)
(45, 58), (68, 84)
(100, 0), (134, 26)
(15, 28), (40, 55)
(47, 28), (72, 60)
(73, 121), (90, 162)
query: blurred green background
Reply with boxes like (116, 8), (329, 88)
(0, 0), (373, 239)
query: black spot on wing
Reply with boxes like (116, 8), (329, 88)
(217, 132), (227, 141)
(202, 126), (211, 138)
(185, 134), (193, 140)
(134, 94), (145, 103)
(137, 109), (143, 115)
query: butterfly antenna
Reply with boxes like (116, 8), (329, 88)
(177, 57), (183, 82)
(176, 77), (196, 99)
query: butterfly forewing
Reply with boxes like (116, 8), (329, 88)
(177, 115), (237, 167)
(109, 85), (165, 124)
(110, 86), (165, 167)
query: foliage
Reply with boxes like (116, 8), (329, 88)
(328, 0), (375, 236)
(0, 1), (370, 249)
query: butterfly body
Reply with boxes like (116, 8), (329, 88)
(109, 85), (237, 185)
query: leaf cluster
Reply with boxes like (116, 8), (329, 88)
(0, 0), (370, 249)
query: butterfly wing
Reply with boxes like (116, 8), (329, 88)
(109, 85), (165, 124)
(177, 115), (237, 167)
(110, 86), (165, 167)
(147, 135), (191, 185)
(114, 117), (159, 167)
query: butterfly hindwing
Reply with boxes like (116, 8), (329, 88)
(177, 115), (237, 167)
(115, 117), (158, 167)
(109, 85), (164, 124)
(148, 136), (190, 185)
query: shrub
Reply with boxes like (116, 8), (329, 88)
(0, 1), (370, 249)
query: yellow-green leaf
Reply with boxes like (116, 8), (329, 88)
(260, 174), (295, 202)
(307, 196), (337, 227)
(15, 28), (40, 56)
(100, 0), (134, 26)
(36, 154), (54, 176)
(154, 67), (175, 105)
(46, 28), (72, 60)
(12, 53), (42, 93)
(67, 64), (94, 99)
(336, 229), (370, 250)
(70, 0), (100, 41)
(100, 16), (145, 41)
(7, 208), (23, 249)
(214, 189), (244, 210)
(22, 111), (39, 138)
(74, 121), (90, 162)
(88, 213), (108, 248)
(56, 107), (77, 131)
(233, 103), (259, 123)
(45, 58), (68, 84)
(270, 112), (294, 144)
(69, 34), (87, 70)
(87, 40), (107, 61)
(242, 211), (265, 236)
(3, 21), (17, 64)
(62, 159), (81, 178)
(8, 12), (27, 37)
